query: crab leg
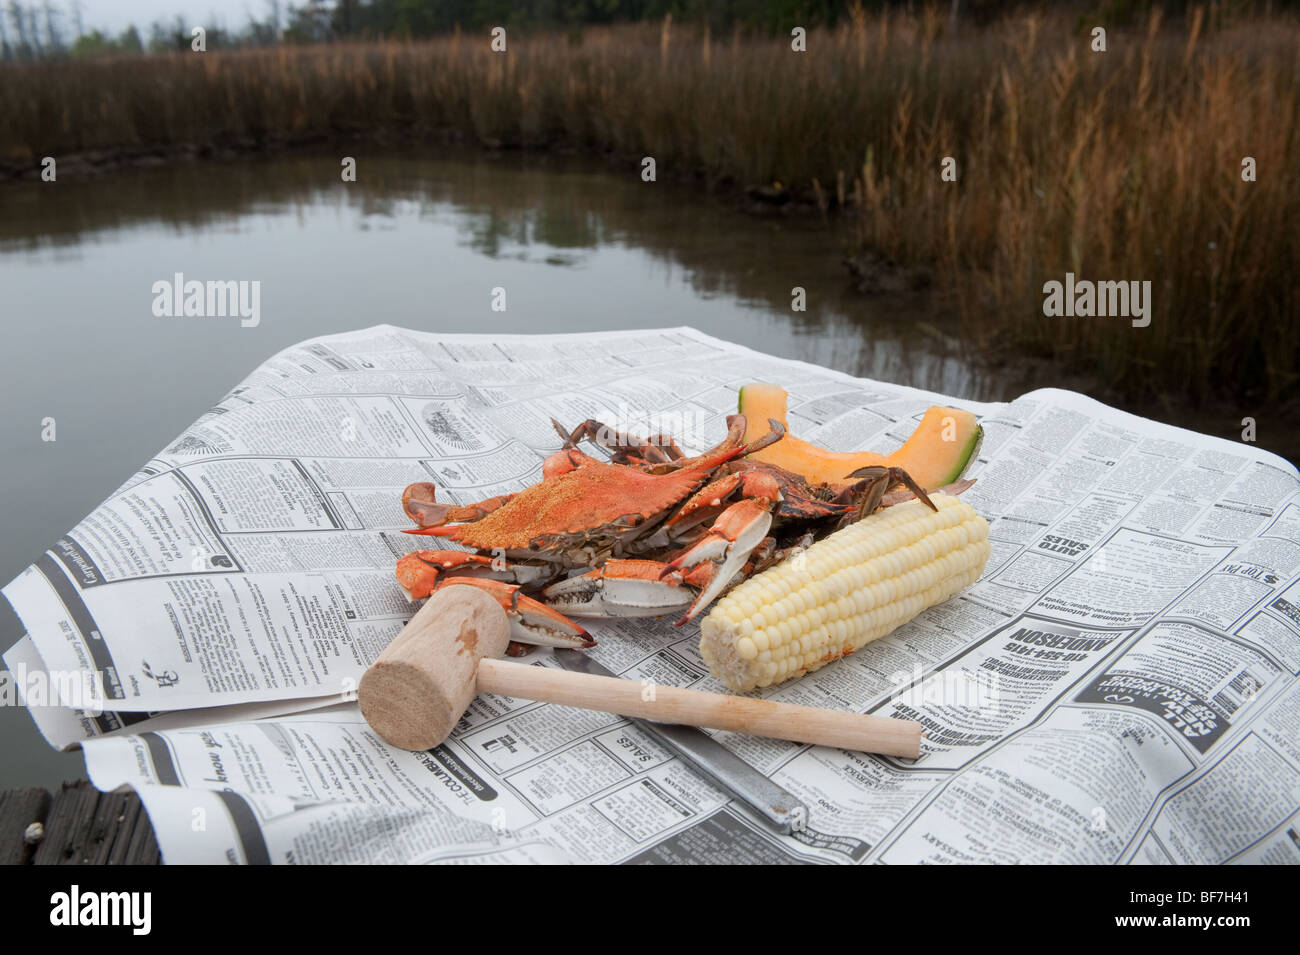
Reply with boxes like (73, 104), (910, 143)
(395, 550), (550, 600)
(637, 415), (752, 474)
(543, 558), (698, 618)
(553, 418), (675, 465)
(660, 498), (775, 625)
(645, 435), (685, 460)
(658, 467), (784, 545)
(403, 481), (517, 530)
(555, 414), (784, 475)
(842, 465), (937, 523)
(879, 477), (975, 508)
(660, 472), (746, 538)
(422, 577), (595, 650)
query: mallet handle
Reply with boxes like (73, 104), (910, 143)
(476, 658), (922, 758)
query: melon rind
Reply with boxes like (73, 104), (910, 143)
(737, 383), (980, 489)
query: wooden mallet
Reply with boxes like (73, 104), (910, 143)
(358, 586), (923, 758)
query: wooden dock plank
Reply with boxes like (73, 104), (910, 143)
(105, 795), (149, 867)
(6, 781), (161, 865)
(0, 787), (52, 865)
(33, 782), (101, 865)
(121, 807), (162, 865)
(86, 789), (135, 865)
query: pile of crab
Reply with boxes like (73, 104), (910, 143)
(397, 415), (971, 655)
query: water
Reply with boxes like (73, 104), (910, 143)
(0, 148), (985, 788)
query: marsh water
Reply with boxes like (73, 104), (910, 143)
(0, 147), (1210, 786)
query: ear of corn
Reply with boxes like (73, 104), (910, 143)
(700, 493), (990, 692)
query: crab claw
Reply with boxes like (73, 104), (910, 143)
(661, 499), (773, 625)
(435, 578), (595, 650)
(543, 447), (593, 478)
(542, 559), (696, 618)
(395, 550), (549, 599)
(402, 482), (518, 530)
(396, 551), (445, 600)
(403, 481), (452, 527)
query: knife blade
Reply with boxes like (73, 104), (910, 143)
(553, 649), (807, 834)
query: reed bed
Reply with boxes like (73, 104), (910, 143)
(2, 9), (1296, 407)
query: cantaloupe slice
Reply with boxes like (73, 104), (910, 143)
(737, 383), (981, 489)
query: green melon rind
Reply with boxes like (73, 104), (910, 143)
(885, 414), (983, 487)
(940, 423), (983, 485)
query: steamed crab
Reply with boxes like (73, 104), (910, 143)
(397, 415), (966, 652)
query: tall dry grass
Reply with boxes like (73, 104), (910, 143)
(1, 9), (1296, 406)
(847, 8), (1300, 410)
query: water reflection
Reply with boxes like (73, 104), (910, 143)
(1, 149), (982, 395)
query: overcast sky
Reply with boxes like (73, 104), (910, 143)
(76, 0), (274, 36)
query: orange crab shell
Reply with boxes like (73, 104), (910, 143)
(420, 451), (745, 552)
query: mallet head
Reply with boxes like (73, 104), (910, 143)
(359, 585), (511, 751)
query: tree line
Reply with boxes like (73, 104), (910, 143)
(0, 0), (1292, 60)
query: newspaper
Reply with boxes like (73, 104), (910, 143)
(3, 325), (1298, 864)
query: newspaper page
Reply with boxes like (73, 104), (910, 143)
(3, 325), (1297, 864)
